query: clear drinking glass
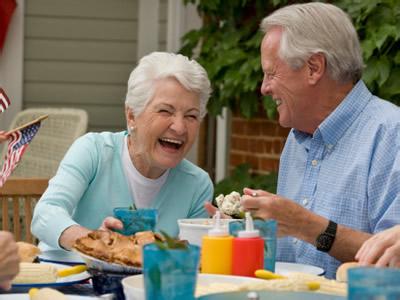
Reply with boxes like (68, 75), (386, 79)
(143, 243), (200, 300)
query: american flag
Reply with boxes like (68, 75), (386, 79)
(0, 121), (41, 187)
(0, 88), (11, 112)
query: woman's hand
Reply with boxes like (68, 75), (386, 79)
(0, 231), (20, 290)
(356, 225), (400, 267)
(98, 217), (124, 231)
(0, 131), (9, 143)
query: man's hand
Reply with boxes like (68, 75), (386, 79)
(204, 202), (231, 219)
(356, 225), (400, 267)
(0, 231), (20, 290)
(241, 187), (313, 238)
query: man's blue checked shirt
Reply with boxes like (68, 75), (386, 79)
(276, 80), (400, 279)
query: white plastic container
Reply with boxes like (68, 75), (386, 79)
(177, 218), (234, 246)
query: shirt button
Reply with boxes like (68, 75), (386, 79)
(311, 159), (318, 166)
(302, 198), (309, 205)
(293, 239), (298, 244)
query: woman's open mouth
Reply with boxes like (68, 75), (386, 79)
(158, 137), (184, 150)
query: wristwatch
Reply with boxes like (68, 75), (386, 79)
(316, 220), (337, 252)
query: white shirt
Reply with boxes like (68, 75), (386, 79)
(122, 136), (169, 208)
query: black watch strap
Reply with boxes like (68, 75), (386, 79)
(316, 220), (337, 252)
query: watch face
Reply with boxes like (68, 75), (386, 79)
(317, 233), (333, 252)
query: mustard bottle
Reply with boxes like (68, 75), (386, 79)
(201, 211), (233, 274)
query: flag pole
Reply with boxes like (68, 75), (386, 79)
(6, 115), (49, 135)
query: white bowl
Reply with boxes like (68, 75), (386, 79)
(122, 273), (265, 300)
(177, 218), (234, 247)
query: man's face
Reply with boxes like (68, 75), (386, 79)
(260, 27), (310, 129)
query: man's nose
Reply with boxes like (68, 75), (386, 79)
(261, 79), (271, 96)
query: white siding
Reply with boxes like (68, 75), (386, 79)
(23, 0), (138, 132)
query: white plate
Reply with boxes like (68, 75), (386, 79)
(0, 295), (99, 300)
(122, 273), (266, 300)
(12, 263), (91, 288)
(276, 261), (324, 276)
(38, 250), (85, 265)
(73, 249), (142, 274)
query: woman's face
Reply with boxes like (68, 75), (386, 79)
(126, 77), (201, 178)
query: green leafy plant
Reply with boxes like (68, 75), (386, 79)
(336, 0), (400, 106)
(154, 230), (189, 250)
(213, 164), (278, 201)
(181, 0), (400, 118)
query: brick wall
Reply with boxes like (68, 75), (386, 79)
(229, 114), (290, 174)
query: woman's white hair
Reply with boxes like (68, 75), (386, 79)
(125, 52), (211, 119)
(260, 2), (364, 83)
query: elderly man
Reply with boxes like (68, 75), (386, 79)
(217, 2), (400, 279)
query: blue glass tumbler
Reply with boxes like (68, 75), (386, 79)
(143, 243), (200, 300)
(348, 267), (400, 300)
(229, 219), (277, 272)
(113, 207), (157, 236)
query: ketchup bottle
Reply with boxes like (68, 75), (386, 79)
(232, 212), (264, 277)
(201, 211), (233, 274)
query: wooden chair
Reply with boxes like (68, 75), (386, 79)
(0, 178), (48, 243)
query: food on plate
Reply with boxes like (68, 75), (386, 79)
(57, 264), (87, 277)
(17, 241), (41, 263)
(74, 230), (163, 267)
(336, 261), (360, 282)
(196, 282), (241, 296)
(196, 272), (347, 297)
(215, 191), (243, 217)
(255, 269), (287, 280)
(29, 287), (68, 300)
(12, 262), (57, 284)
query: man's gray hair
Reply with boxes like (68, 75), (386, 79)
(260, 2), (363, 83)
(125, 52), (211, 119)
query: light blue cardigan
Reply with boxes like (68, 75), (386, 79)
(31, 131), (213, 250)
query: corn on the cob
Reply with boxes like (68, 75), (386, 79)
(29, 287), (68, 300)
(13, 263), (58, 284)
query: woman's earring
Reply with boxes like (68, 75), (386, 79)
(128, 126), (135, 135)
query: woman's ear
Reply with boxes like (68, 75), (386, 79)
(125, 106), (136, 128)
(307, 53), (326, 85)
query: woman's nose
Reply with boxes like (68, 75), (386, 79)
(170, 116), (187, 135)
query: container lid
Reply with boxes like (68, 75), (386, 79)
(208, 211), (229, 236)
(238, 212), (260, 238)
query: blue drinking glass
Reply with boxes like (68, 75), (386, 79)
(113, 207), (157, 236)
(229, 219), (277, 272)
(143, 243), (200, 300)
(348, 267), (400, 300)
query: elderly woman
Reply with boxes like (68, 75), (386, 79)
(31, 52), (213, 251)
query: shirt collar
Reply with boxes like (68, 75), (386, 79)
(293, 80), (372, 148)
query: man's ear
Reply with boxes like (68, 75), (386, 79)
(307, 53), (326, 85)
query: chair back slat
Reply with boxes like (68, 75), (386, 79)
(0, 178), (48, 244)
(13, 198), (20, 241)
